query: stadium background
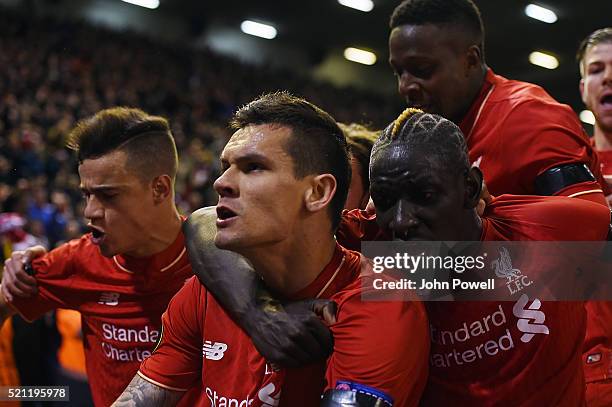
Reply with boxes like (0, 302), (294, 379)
(0, 0), (611, 404)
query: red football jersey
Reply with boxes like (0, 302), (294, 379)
(337, 195), (610, 406)
(139, 244), (429, 406)
(584, 147), (612, 399)
(597, 149), (612, 196)
(459, 69), (607, 204)
(8, 231), (193, 407)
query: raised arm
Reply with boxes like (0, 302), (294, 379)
(112, 374), (184, 407)
(183, 207), (334, 367)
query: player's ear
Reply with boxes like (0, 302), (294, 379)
(464, 167), (483, 209)
(304, 174), (337, 214)
(579, 79), (586, 103)
(152, 175), (172, 204)
(465, 45), (482, 74)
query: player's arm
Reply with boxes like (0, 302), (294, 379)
(323, 289), (430, 407)
(507, 101), (607, 204)
(1, 246), (47, 326)
(184, 207), (334, 367)
(112, 374), (183, 407)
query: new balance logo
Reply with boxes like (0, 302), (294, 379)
(203, 341), (228, 360)
(512, 294), (549, 343)
(98, 292), (120, 306)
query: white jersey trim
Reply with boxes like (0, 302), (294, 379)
(137, 371), (189, 392)
(566, 189), (604, 198)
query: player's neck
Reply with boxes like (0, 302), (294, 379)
(124, 206), (183, 258)
(593, 125), (612, 151)
(246, 233), (337, 298)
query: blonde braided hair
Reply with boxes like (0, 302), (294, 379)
(391, 107), (424, 138)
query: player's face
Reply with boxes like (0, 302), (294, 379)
(213, 124), (311, 252)
(389, 24), (476, 123)
(79, 150), (156, 257)
(580, 42), (612, 133)
(370, 144), (467, 241)
(344, 157), (369, 210)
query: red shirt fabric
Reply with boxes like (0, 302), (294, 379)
(459, 69), (607, 202)
(584, 147), (612, 390)
(337, 195), (610, 406)
(139, 244), (429, 407)
(597, 149), (612, 195)
(8, 231), (193, 407)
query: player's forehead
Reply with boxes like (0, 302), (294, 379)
(78, 150), (136, 190)
(371, 144), (446, 186)
(584, 42), (612, 64)
(389, 23), (462, 58)
(221, 124), (292, 162)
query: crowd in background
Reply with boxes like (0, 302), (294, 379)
(0, 5), (401, 252)
(0, 6), (401, 403)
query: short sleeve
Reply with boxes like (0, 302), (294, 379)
(502, 100), (606, 202)
(325, 288), (430, 407)
(138, 276), (204, 391)
(8, 239), (82, 321)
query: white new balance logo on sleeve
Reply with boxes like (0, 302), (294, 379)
(98, 292), (120, 306)
(203, 341), (228, 360)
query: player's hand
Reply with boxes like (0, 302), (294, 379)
(244, 299), (336, 368)
(2, 246), (45, 302)
(477, 181), (493, 216)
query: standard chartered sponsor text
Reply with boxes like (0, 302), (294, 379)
(430, 305), (515, 368)
(101, 323), (159, 362)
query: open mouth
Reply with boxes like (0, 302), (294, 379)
(600, 94), (612, 107)
(216, 207), (237, 221)
(89, 226), (106, 244)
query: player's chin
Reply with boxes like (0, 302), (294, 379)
(98, 243), (118, 258)
(214, 232), (240, 250)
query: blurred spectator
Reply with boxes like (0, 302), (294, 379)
(578, 27), (612, 205)
(0, 5), (400, 223)
(339, 123), (379, 210)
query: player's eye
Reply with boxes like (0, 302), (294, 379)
(244, 162), (264, 173)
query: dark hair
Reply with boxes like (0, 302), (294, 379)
(390, 0), (485, 60)
(372, 108), (470, 174)
(339, 123), (378, 194)
(67, 107), (178, 182)
(230, 91), (350, 231)
(577, 28), (612, 76)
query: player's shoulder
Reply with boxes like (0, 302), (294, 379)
(167, 275), (208, 309)
(488, 72), (576, 120)
(36, 234), (100, 267)
(331, 251), (423, 312)
(486, 194), (610, 239)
